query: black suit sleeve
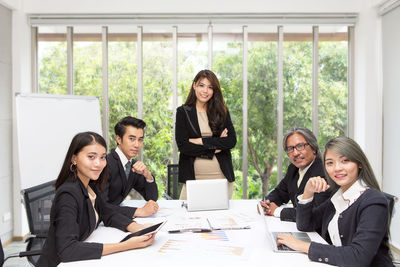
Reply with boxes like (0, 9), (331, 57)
(265, 170), (292, 206)
(280, 207), (296, 222)
(97, 195), (133, 231)
(175, 106), (215, 159)
(202, 111), (237, 150)
(130, 172), (158, 201)
(100, 180), (137, 219)
(53, 191), (103, 262)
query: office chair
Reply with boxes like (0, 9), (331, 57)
(383, 192), (397, 221)
(4, 180), (56, 266)
(163, 164), (181, 200)
(0, 237), (4, 267)
(383, 192), (400, 265)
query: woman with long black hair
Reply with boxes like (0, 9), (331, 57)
(37, 132), (155, 266)
(175, 70), (237, 199)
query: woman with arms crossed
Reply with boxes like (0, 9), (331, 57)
(277, 136), (393, 267)
(175, 70), (237, 199)
(37, 132), (155, 267)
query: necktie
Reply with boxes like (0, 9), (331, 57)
(297, 169), (306, 188)
(125, 161), (131, 179)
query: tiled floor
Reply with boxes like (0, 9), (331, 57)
(3, 239), (400, 266)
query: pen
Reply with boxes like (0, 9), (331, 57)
(213, 226), (251, 230)
(168, 228), (212, 234)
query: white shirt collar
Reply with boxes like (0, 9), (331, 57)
(331, 179), (368, 210)
(299, 159), (314, 176)
(115, 146), (131, 166)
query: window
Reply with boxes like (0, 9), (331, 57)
(33, 15), (353, 199)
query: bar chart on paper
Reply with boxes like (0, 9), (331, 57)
(200, 230), (229, 241)
(157, 231), (248, 260)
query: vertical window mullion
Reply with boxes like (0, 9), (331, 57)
(137, 26), (143, 120)
(348, 26), (355, 138)
(67, 26), (74, 95)
(101, 26), (109, 147)
(277, 25), (284, 183)
(312, 26), (319, 139)
(137, 26), (143, 160)
(208, 24), (213, 70)
(172, 26), (178, 164)
(31, 26), (38, 93)
(242, 25), (248, 199)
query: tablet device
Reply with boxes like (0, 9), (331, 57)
(120, 221), (166, 242)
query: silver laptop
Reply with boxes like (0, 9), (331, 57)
(258, 203), (311, 253)
(186, 179), (229, 211)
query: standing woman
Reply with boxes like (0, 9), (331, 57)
(277, 136), (394, 267)
(175, 70), (237, 199)
(37, 132), (155, 267)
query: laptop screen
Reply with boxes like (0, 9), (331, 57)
(186, 179), (229, 211)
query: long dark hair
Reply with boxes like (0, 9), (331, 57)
(323, 136), (381, 191)
(55, 131), (108, 190)
(184, 69), (227, 135)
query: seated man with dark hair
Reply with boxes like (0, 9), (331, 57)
(259, 127), (333, 222)
(102, 116), (159, 218)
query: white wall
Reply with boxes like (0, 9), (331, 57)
(5, 0), (388, 243)
(0, 3), (13, 242)
(382, 3), (400, 250)
(22, 0), (363, 13)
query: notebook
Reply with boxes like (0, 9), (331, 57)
(258, 203), (311, 253)
(186, 179), (229, 211)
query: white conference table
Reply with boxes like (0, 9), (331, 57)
(60, 200), (330, 267)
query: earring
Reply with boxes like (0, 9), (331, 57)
(70, 163), (77, 172)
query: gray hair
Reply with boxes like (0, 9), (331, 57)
(323, 136), (381, 191)
(283, 127), (320, 156)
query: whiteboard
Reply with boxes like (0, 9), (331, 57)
(15, 93), (102, 189)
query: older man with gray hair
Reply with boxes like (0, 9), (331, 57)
(259, 127), (333, 222)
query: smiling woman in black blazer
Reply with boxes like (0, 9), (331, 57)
(37, 132), (155, 267)
(175, 70), (237, 199)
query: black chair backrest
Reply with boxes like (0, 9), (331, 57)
(21, 180), (56, 237)
(0, 237), (4, 267)
(167, 164), (180, 199)
(383, 192), (397, 220)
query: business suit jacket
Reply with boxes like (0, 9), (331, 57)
(102, 149), (158, 218)
(37, 177), (133, 267)
(297, 188), (393, 267)
(175, 105), (237, 183)
(265, 157), (332, 222)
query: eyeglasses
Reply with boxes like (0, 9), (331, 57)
(286, 143), (309, 154)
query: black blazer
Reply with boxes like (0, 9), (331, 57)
(175, 105), (237, 183)
(102, 149), (158, 218)
(265, 157), (332, 222)
(297, 189), (394, 267)
(37, 177), (133, 267)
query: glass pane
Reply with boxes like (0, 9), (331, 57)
(248, 28), (278, 199)
(73, 27), (102, 101)
(38, 27), (67, 94)
(213, 28), (243, 199)
(318, 27), (348, 147)
(282, 27), (313, 169)
(142, 28), (173, 196)
(108, 27), (138, 145)
(283, 27), (313, 133)
(178, 28), (208, 107)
